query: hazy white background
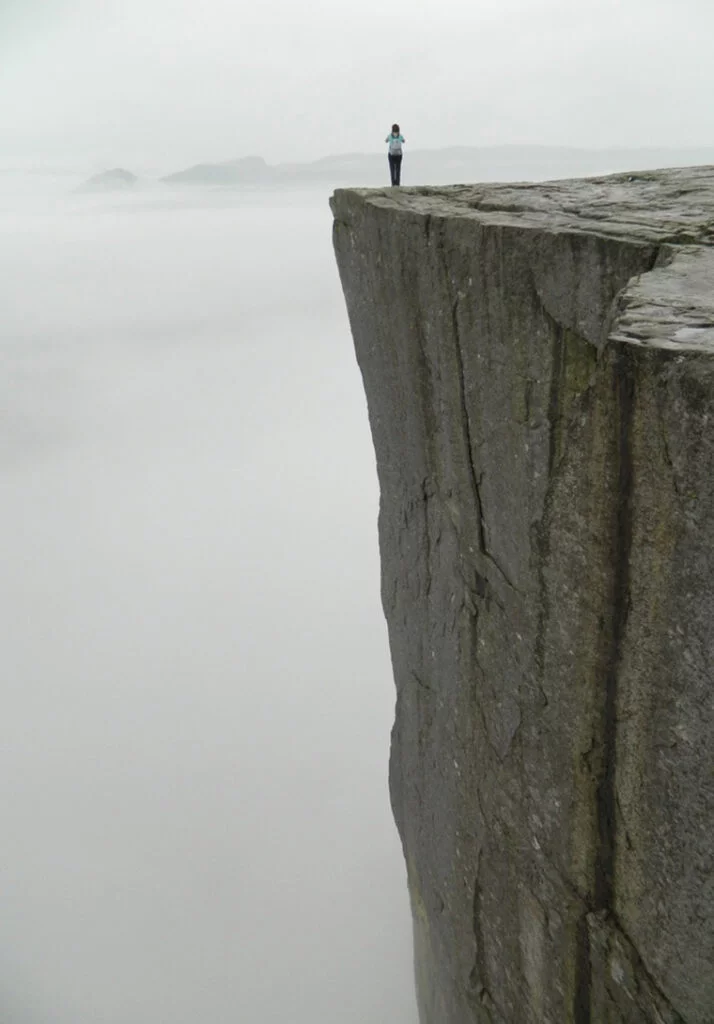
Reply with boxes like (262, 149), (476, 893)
(0, 180), (416, 1023)
(2, 0), (714, 170)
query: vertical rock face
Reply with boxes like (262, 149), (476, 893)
(331, 169), (714, 1024)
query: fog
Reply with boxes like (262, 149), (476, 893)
(0, 179), (416, 1023)
(4, 0), (714, 169)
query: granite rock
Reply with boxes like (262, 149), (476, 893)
(331, 167), (714, 1024)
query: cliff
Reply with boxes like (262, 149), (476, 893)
(331, 168), (714, 1024)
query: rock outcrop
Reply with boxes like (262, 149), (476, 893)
(331, 168), (714, 1024)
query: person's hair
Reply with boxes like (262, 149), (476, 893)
(392, 123), (400, 134)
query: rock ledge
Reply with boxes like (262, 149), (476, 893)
(332, 167), (714, 1024)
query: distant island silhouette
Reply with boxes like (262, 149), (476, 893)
(77, 168), (139, 192)
(77, 146), (714, 193)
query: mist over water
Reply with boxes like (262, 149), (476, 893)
(0, 180), (417, 1023)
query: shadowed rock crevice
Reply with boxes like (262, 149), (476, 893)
(574, 912), (593, 1024)
(331, 168), (714, 1024)
(467, 850), (496, 1019)
(595, 347), (636, 913)
(450, 293), (487, 559)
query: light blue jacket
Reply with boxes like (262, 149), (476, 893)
(386, 133), (405, 154)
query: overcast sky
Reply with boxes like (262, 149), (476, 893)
(2, 0), (714, 170)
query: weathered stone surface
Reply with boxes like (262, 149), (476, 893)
(331, 167), (714, 1024)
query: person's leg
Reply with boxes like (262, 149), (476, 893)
(395, 156), (402, 186)
(388, 155), (396, 185)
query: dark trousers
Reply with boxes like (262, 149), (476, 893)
(388, 154), (403, 186)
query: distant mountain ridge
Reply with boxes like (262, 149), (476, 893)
(161, 155), (271, 184)
(78, 167), (139, 191)
(78, 146), (714, 193)
(159, 145), (714, 187)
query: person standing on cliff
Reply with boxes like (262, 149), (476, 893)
(385, 124), (405, 186)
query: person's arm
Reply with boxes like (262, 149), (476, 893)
(385, 136), (390, 143)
